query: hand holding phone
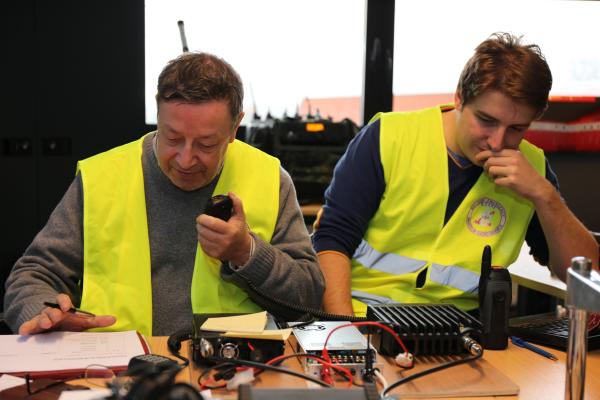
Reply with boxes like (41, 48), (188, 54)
(205, 194), (233, 221)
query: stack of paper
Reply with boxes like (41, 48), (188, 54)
(0, 330), (148, 378)
(200, 311), (292, 340)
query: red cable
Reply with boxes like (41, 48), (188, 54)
(320, 321), (410, 382)
(322, 321), (408, 356)
(207, 322), (408, 388)
(266, 353), (354, 387)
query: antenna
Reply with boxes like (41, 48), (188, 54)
(177, 20), (189, 52)
(315, 108), (322, 120)
(478, 245), (492, 312)
(249, 84), (260, 120)
(304, 97), (313, 119)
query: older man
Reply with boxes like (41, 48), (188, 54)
(5, 52), (324, 335)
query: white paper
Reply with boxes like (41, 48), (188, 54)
(200, 311), (267, 333)
(0, 374), (25, 391)
(58, 389), (113, 400)
(0, 330), (146, 374)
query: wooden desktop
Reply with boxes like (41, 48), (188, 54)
(150, 336), (600, 400)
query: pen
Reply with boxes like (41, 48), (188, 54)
(43, 301), (96, 317)
(510, 336), (558, 361)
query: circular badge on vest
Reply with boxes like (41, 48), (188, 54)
(466, 197), (506, 237)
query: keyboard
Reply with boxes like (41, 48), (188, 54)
(509, 312), (600, 351)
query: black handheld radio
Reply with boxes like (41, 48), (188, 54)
(479, 245), (511, 350)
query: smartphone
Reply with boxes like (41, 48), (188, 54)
(205, 194), (233, 221)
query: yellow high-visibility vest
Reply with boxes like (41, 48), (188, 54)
(350, 107), (545, 315)
(77, 135), (280, 336)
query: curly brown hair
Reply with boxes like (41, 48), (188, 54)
(457, 32), (552, 118)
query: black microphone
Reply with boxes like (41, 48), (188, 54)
(204, 195), (233, 221)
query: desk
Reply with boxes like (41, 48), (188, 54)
(148, 336), (600, 400)
(508, 244), (567, 299)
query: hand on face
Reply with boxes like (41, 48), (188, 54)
(196, 192), (252, 266)
(18, 293), (116, 335)
(475, 149), (552, 203)
(451, 90), (537, 167)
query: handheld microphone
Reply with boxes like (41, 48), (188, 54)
(205, 195), (233, 221)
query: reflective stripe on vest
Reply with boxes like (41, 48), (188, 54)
(352, 263), (479, 303)
(78, 135), (279, 336)
(353, 239), (479, 294)
(351, 290), (397, 306)
(429, 264), (479, 294)
(350, 106), (545, 315)
(353, 239), (427, 275)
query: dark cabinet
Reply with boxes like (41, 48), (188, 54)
(0, 0), (146, 309)
(1, 1), (38, 310)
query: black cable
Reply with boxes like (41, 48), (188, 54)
(197, 363), (231, 389)
(124, 366), (181, 400)
(379, 351), (483, 399)
(245, 279), (367, 322)
(267, 352), (365, 387)
(220, 357), (333, 387)
(362, 333), (375, 382)
(197, 358), (330, 389)
(167, 328), (192, 367)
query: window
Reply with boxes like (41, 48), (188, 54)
(393, 0), (600, 111)
(145, 0), (366, 125)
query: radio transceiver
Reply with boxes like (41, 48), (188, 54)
(191, 314), (284, 366)
(292, 321), (382, 377)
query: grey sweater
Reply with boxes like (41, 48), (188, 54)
(4, 134), (324, 335)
